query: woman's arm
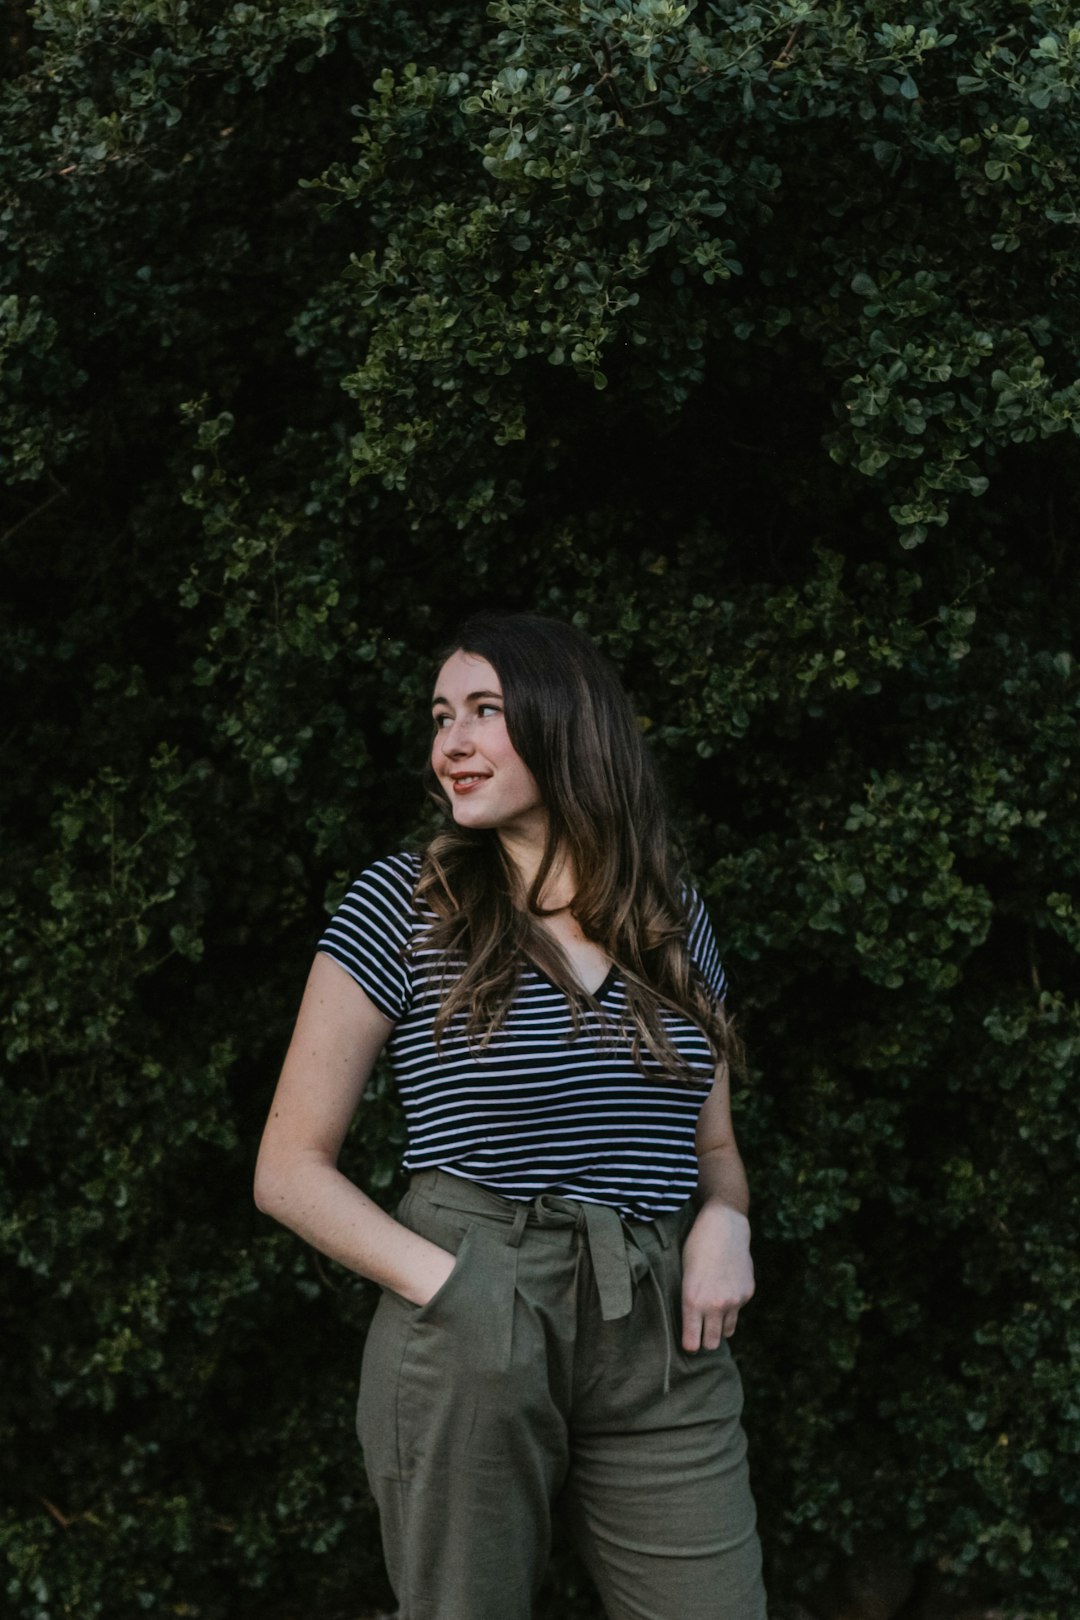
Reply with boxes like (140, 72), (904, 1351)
(679, 1062), (756, 1352)
(253, 952), (455, 1306)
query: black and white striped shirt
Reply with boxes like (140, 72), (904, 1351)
(317, 851), (728, 1221)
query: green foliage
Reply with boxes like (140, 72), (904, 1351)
(2, 2), (1078, 1617)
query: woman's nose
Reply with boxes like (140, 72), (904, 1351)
(438, 718), (473, 757)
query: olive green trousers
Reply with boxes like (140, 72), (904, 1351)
(358, 1170), (767, 1620)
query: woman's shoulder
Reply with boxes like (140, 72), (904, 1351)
(679, 878), (728, 1003)
(356, 848), (423, 885)
(318, 853), (426, 1017)
(677, 876), (706, 925)
(337, 850), (426, 924)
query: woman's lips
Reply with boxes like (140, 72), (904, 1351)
(451, 774), (489, 794)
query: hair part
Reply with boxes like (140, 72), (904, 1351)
(415, 611), (743, 1083)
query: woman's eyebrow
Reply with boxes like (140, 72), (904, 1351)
(431, 689), (503, 707)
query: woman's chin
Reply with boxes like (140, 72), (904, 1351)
(451, 802), (496, 829)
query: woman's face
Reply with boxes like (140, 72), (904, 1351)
(431, 650), (545, 837)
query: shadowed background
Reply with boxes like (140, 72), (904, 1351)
(2, 3), (1078, 1617)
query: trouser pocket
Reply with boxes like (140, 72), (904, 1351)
(357, 1187), (521, 1481)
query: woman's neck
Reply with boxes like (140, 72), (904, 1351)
(499, 827), (576, 912)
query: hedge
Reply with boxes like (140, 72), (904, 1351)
(2, 3), (1078, 1617)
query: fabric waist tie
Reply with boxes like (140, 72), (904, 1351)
(525, 1193), (633, 1320)
(407, 1169), (678, 1393)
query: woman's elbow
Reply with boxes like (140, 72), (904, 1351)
(253, 1148), (294, 1218)
(253, 1161), (277, 1216)
(253, 1141), (331, 1217)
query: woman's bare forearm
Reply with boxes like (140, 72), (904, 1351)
(255, 1154), (454, 1305)
(682, 1144), (754, 1348)
(683, 1063), (755, 1348)
(254, 955), (456, 1306)
(696, 1140), (750, 1216)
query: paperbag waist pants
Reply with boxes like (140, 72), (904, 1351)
(358, 1169), (767, 1620)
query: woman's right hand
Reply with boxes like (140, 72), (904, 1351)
(398, 1243), (457, 1307)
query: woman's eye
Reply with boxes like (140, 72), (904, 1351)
(433, 713), (452, 729)
(477, 703), (502, 717)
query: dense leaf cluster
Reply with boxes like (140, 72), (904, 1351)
(2, 4), (1078, 1617)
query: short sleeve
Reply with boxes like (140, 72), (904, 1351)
(685, 886), (728, 1006)
(316, 854), (419, 1022)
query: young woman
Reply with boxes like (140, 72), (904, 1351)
(254, 612), (767, 1620)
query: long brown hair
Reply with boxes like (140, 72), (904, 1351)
(415, 612), (741, 1083)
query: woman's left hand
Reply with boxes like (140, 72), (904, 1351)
(680, 1198), (755, 1352)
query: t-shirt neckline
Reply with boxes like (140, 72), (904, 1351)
(526, 958), (619, 1003)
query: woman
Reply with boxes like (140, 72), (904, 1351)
(254, 612), (767, 1620)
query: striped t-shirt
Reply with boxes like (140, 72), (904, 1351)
(317, 851), (728, 1221)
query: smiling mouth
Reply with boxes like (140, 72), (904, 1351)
(450, 774), (489, 792)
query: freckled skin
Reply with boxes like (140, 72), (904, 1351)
(430, 650), (546, 840)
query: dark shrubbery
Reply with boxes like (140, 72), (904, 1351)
(2, 4), (1078, 1616)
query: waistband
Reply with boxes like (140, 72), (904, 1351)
(408, 1168), (687, 1392)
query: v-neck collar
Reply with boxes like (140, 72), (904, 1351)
(527, 958), (619, 1003)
